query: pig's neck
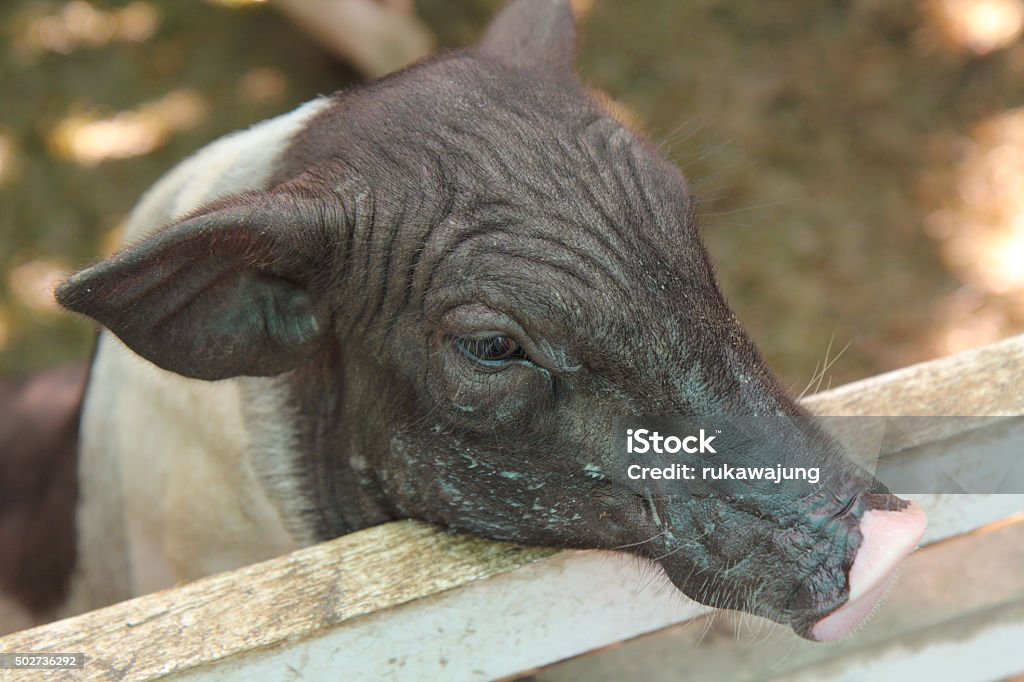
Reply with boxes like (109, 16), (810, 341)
(66, 339), (306, 615)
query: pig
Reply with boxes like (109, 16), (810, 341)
(32, 0), (927, 641)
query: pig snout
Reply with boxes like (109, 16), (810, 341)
(810, 501), (927, 641)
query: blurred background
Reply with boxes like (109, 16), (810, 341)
(1, 0), (1023, 391)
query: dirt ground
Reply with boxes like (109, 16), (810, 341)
(1, 0), (1023, 391)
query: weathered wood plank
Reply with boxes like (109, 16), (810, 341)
(172, 549), (711, 682)
(1, 336), (1021, 681)
(2, 493), (1019, 681)
(804, 333), (1024, 417)
(0, 524), (552, 681)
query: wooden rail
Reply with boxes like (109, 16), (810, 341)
(1, 335), (1022, 681)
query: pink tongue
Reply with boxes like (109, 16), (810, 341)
(811, 502), (927, 642)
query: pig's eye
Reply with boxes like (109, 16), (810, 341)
(452, 335), (527, 367)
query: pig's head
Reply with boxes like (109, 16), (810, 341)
(57, 0), (925, 641)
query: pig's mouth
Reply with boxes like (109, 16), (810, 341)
(643, 495), (927, 642)
(803, 501), (927, 641)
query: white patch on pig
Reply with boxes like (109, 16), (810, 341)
(124, 97), (330, 238)
(237, 374), (320, 547)
(67, 98), (330, 615)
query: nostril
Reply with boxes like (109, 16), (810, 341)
(829, 494), (858, 521)
(810, 502), (927, 642)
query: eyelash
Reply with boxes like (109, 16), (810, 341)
(451, 334), (529, 368)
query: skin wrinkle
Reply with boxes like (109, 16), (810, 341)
(357, 194), (388, 329)
(469, 249), (595, 296)
(454, 139), (656, 299)
(389, 156), (456, 324)
(360, 149), (449, 329)
(513, 212), (633, 294)
(572, 132), (634, 244)
(374, 197), (409, 327)
(444, 230), (599, 295)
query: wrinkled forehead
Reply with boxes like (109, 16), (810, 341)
(387, 59), (717, 340)
(290, 56), (716, 350)
(343, 58), (691, 207)
(419, 158), (719, 369)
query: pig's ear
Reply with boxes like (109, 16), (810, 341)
(477, 0), (577, 76)
(56, 196), (339, 381)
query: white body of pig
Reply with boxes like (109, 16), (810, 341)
(67, 98), (330, 615)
